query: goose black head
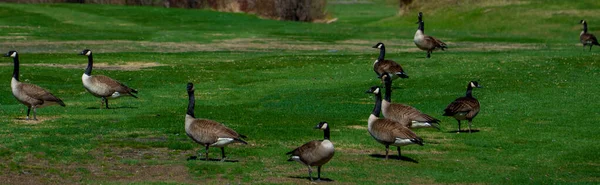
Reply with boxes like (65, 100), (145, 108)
(469, 81), (483, 88)
(365, 86), (381, 94)
(314, 121), (329, 130)
(417, 12), (423, 23)
(79, 49), (92, 56)
(187, 83), (194, 92)
(4, 50), (17, 58)
(372, 42), (385, 49)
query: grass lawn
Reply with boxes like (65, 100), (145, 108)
(0, 0), (599, 184)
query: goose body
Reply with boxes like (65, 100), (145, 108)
(580, 20), (600, 51)
(372, 42), (409, 80)
(185, 83), (247, 161)
(366, 86), (423, 160)
(380, 74), (440, 129)
(79, 49), (137, 109)
(4, 51), (65, 120)
(443, 81), (482, 133)
(287, 122), (335, 181)
(413, 12), (447, 58)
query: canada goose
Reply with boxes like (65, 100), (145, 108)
(381, 74), (440, 129)
(443, 81), (482, 133)
(185, 83), (247, 161)
(366, 86), (423, 160)
(579, 20), (600, 51)
(413, 12), (447, 58)
(79, 49), (137, 109)
(371, 42), (409, 81)
(3, 51), (65, 120)
(286, 121), (335, 182)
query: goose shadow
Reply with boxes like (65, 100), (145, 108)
(288, 176), (334, 182)
(445, 129), (480, 134)
(186, 156), (239, 163)
(369, 154), (419, 163)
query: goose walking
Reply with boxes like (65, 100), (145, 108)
(580, 20), (600, 51)
(4, 51), (65, 120)
(185, 83), (247, 161)
(79, 49), (137, 109)
(413, 12), (447, 58)
(366, 86), (423, 159)
(371, 42), (409, 81)
(381, 74), (440, 129)
(443, 81), (482, 133)
(286, 121), (335, 182)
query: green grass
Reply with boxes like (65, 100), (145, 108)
(0, 0), (599, 184)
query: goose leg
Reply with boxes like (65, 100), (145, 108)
(457, 120), (461, 133)
(26, 107), (31, 120)
(316, 166), (322, 181)
(426, 51), (431, 58)
(397, 146), (402, 160)
(32, 106), (37, 121)
(468, 119), (473, 133)
(385, 145), (390, 160)
(205, 144), (210, 161)
(220, 147), (226, 162)
(590, 45), (593, 51)
(307, 165), (314, 181)
(103, 97), (109, 109)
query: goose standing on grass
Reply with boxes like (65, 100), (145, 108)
(286, 121), (335, 182)
(579, 20), (600, 51)
(381, 74), (440, 130)
(79, 49), (138, 109)
(443, 81), (482, 133)
(185, 83), (247, 161)
(413, 12), (447, 58)
(371, 42), (409, 81)
(4, 51), (65, 120)
(366, 86), (423, 160)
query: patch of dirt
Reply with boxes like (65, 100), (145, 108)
(346, 125), (367, 130)
(0, 38), (544, 55)
(12, 115), (60, 124)
(0, 62), (164, 71)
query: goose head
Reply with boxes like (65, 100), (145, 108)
(365, 86), (381, 95)
(4, 51), (17, 58)
(372, 42), (384, 49)
(79, 49), (92, 56)
(187, 82), (195, 92)
(469, 81), (483, 88)
(314, 121), (329, 130)
(416, 12), (423, 23)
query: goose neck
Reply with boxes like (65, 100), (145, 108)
(377, 46), (385, 61)
(323, 127), (330, 140)
(84, 54), (93, 75)
(371, 92), (382, 117)
(466, 85), (474, 98)
(12, 55), (19, 81)
(187, 90), (196, 118)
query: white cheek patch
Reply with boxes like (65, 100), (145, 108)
(378, 44), (382, 49)
(470, 82), (476, 87)
(321, 123), (328, 130)
(86, 51), (91, 56)
(374, 88), (380, 94)
(10, 52), (16, 58)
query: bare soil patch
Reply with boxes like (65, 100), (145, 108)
(0, 62), (164, 71)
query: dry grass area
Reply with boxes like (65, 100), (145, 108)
(0, 37), (544, 55)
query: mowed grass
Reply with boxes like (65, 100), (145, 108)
(0, 0), (599, 184)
